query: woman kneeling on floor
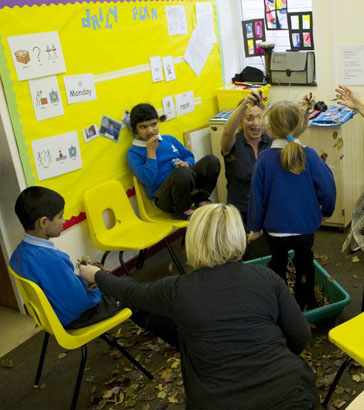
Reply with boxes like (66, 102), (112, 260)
(80, 203), (319, 410)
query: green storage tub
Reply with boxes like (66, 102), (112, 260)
(244, 254), (351, 324)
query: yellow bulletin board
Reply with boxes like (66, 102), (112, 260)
(0, 0), (223, 227)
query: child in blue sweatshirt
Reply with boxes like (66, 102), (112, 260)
(10, 186), (179, 344)
(9, 186), (125, 328)
(247, 100), (336, 310)
(127, 103), (220, 219)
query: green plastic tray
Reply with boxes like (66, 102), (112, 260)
(244, 253), (351, 324)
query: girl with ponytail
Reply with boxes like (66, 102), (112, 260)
(247, 99), (336, 310)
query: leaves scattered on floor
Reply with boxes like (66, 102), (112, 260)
(88, 323), (185, 410)
(303, 335), (364, 409)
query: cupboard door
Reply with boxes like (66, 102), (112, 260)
(300, 127), (344, 226)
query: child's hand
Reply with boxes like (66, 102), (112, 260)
(146, 135), (159, 155)
(242, 89), (267, 108)
(247, 231), (263, 243)
(79, 264), (100, 284)
(173, 158), (189, 167)
(299, 92), (315, 112)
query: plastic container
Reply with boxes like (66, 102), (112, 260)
(244, 254), (351, 324)
(216, 83), (271, 110)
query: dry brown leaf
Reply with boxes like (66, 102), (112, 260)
(57, 352), (67, 359)
(332, 398), (346, 408)
(0, 359), (13, 368)
(353, 274), (358, 279)
(352, 374), (361, 383)
(157, 391), (167, 399)
(352, 256), (360, 263)
(96, 399), (107, 410)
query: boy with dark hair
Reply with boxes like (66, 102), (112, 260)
(127, 103), (220, 219)
(10, 186), (122, 329)
(10, 186), (179, 344)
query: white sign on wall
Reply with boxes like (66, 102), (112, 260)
(29, 76), (64, 121)
(7, 31), (66, 81)
(340, 45), (364, 85)
(31, 131), (82, 181)
(63, 73), (97, 104)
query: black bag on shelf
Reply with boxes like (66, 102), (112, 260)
(232, 66), (265, 83)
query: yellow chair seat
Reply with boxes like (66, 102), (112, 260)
(328, 312), (364, 366)
(95, 220), (173, 251)
(133, 176), (188, 229)
(9, 266), (132, 349)
(8, 265), (152, 410)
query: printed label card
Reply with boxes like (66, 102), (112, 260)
(175, 91), (195, 116)
(63, 74), (96, 104)
(8, 31), (66, 81)
(162, 56), (176, 82)
(150, 56), (164, 82)
(162, 95), (176, 121)
(29, 76), (64, 121)
(31, 131), (82, 181)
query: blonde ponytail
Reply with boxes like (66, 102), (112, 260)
(261, 101), (308, 174)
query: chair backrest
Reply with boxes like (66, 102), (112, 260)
(84, 179), (139, 246)
(133, 176), (189, 228)
(8, 265), (68, 338)
(133, 176), (164, 222)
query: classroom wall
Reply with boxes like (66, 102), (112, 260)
(1, 0), (364, 309)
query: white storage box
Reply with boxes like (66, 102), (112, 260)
(270, 51), (315, 85)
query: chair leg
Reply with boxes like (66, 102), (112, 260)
(34, 332), (49, 387)
(119, 251), (131, 276)
(181, 230), (186, 248)
(136, 249), (147, 270)
(101, 251), (111, 265)
(70, 345), (87, 410)
(100, 333), (153, 380)
(322, 355), (352, 408)
(164, 238), (185, 275)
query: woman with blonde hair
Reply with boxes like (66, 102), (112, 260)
(80, 203), (318, 410)
(248, 100), (336, 310)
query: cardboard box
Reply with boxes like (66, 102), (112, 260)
(270, 51), (315, 85)
(15, 50), (30, 64)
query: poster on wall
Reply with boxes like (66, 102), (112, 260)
(340, 45), (364, 85)
(165, 5), (188, 35)
(7, 31), (66, 81)
(287, 12), (314, 50)
(242, 19), (265, 57)
(29, 76), (64, 121)
(265, 0), (288, 30)
(31, 131), (82, 181)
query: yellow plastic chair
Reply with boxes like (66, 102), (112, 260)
(84, 179), (185, 275)
(322, 313), (364, 408)
(8, 266), (152, 410)
(133, 176), (189, 229)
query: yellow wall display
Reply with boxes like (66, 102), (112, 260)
(0, 0), (223, 225)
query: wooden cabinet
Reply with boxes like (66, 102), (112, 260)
(300, 114), (364, 228)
